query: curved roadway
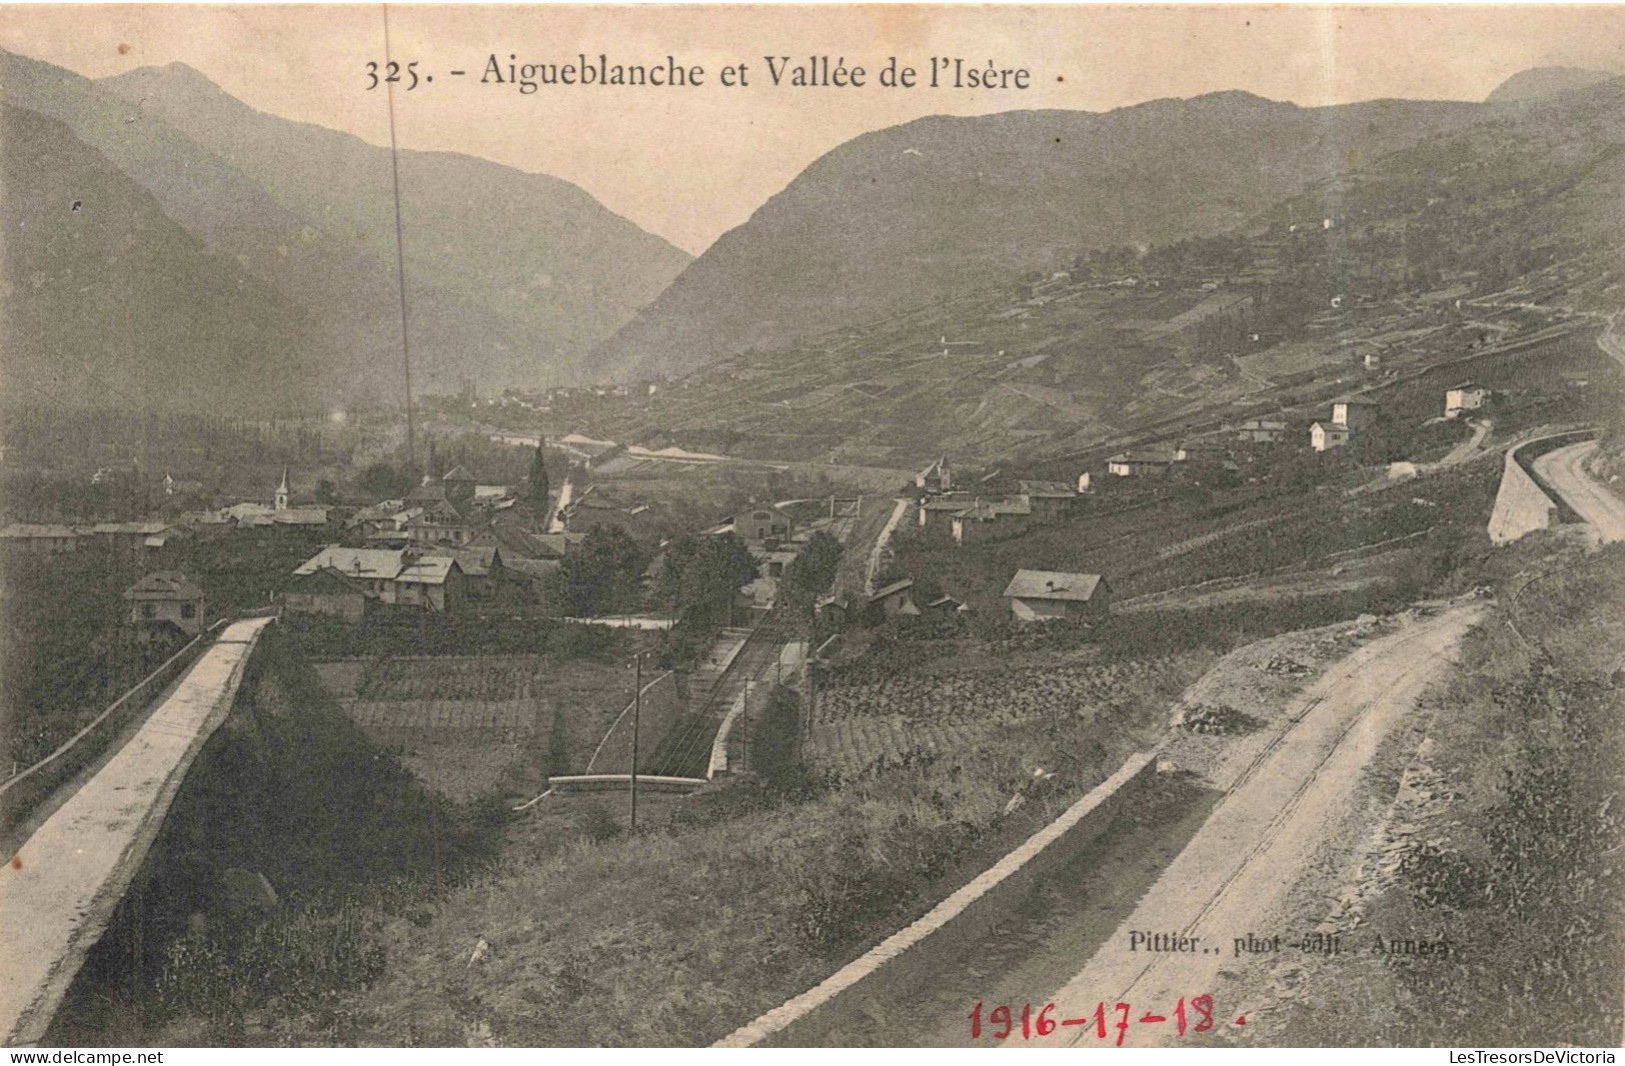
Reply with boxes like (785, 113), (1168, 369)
(1027, 605), (1483, 1048)
(1532, 439), (1625, 544)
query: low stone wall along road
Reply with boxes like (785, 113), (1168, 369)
(0, 617), (272, 1046)
(1533, 439), (1625, 544)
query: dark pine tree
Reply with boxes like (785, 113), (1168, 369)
(527, 443), (550, 521)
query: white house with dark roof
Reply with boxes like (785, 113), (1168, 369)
(1001, 569), (1111, 623)
(407, 499), (475, 547)
(1310, 422), (1351, 452)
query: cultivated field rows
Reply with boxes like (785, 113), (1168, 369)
(807, 657), (1177, 777)
(346, 699), (535, 737)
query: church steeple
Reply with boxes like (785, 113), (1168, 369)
(275, 466), (290, 511)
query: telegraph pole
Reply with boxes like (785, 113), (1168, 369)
(381, 7), (417, 478)
(630, 652), (642, 830)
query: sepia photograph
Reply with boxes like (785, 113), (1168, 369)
(0, 2), (1623, 1050)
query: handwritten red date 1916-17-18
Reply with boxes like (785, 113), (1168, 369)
(969, 996), (1242, 1045)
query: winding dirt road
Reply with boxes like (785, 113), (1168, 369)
(1027, 604), (1483, 1048)
(1532, 439), (1625, 544)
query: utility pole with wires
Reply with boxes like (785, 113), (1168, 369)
(630, 651), (642, 831)
(381, 6), (417, 478)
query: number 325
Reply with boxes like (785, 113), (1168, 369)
(365, 61), (419, 90)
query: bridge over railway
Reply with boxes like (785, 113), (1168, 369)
(0, 617), (272, 1046)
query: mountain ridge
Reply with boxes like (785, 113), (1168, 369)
(0, 46), (692, 407)
(1487, 66), (1621, 103)
(593, 91), (1486, 381)
(97, 58), (692, 392)
(1, 103), (319, 415)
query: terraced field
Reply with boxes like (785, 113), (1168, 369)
(311, 656), (634, 800)
(806, 658), (1181, 779)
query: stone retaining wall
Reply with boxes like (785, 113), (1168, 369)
(715, 750), (1158, 1047)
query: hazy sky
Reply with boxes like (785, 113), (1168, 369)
(3, 4), (1624, 254)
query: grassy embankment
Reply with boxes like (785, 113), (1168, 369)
(44, 628), (507, 1046)
(1228, 539), (1625, 1046)
(269, 647), (1199, 1047)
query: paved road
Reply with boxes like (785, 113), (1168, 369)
(0, 618), (271, 1046)
(1532, 440), (1625, 544)
(1028, 605), (1482, 1048)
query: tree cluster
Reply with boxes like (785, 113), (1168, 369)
(542, 524), (648, 618)
(779, 530), (842, 615)
(656, 532), (758, 625)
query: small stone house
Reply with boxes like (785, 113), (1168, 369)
(1310, 422), (1351, 452)
(442, 465), (478, 509)
(734, 506), (792, 542)
(124, 571), (206, 636)
(1234, 419), (1289, 444)
(1106, 452), (1173, 477)
(1446, 383), (1488, 418)
(1001, 569), (1111, 624)
(919, 496), (973, 535)
(951, 496), (1032, 545)
(283, 568), (367, 622)
(1016, 480), (1077, 520)
(868, 578), (920, 620)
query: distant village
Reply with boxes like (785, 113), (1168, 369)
(0, 373), (1499, 650)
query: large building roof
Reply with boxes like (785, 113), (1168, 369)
(91, 521), (170, 536)
(397, 556), (461, 586)
(0, 523), (77, 539)
(956, 496), (1032, 521)
(294, 545), (467, 585)
(440, 546), (502, 577)
(921, 497), (973, 512)
(124, 571), (204, 601)
(1016, 480), (1077, 498)
(269, 508), (329, 525)
(295, 546), (405, 579)
(1001, 569), (1105, 603)
(287, 567), (367, 595)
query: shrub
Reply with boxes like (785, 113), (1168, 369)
(751, 686), (803, 791)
